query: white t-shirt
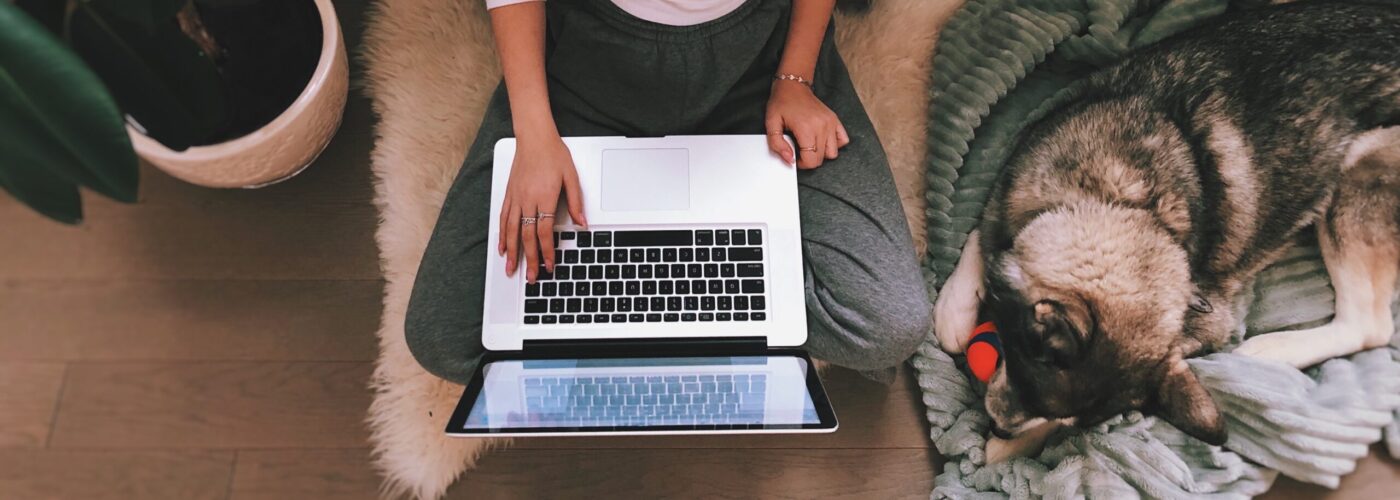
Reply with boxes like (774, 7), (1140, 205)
(485, 0), (747, 26)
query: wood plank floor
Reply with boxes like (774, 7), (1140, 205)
(1, 1), (1394, 498)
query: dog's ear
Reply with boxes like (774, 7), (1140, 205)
(1031, 300), (1092, 366)
(1153, 354), (1227, 445)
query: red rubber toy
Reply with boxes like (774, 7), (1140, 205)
(967, 321), (1002, 383)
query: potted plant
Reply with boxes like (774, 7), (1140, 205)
(0, 0), (347, 224)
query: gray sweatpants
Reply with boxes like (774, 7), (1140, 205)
(405, 0), (930, 384)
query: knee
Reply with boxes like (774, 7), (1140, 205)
(404, 291), (480, 385)
(823, 286), (932, 371)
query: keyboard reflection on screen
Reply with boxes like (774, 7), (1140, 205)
(516, 373), (768, 427)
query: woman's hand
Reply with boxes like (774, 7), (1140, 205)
(765, 79), (849, 169)
(497, 133), (587, 282)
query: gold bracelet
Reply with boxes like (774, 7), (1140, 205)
(774, 73), (814, 87)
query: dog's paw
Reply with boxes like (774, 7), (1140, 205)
(1233, 331), (1323, 368)
(934, 231), (984, 354)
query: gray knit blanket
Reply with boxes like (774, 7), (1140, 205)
(911, 0), (1400, 497)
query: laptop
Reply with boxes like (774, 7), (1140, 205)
(445, 135), (838, 437)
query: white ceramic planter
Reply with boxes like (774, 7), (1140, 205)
(129, 0), (348, 189)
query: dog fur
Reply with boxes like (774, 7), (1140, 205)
(934, 1), (1400, 453)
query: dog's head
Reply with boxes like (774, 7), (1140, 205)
(982, 203), (1227, 445)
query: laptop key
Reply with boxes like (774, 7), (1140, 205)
(580, 249), (596, 264)
(650, 297), (665, 311)
(584, 298), (599, 313)
(675, 281), (690, 294)
(564, 250), (579, 264)
(526, 282), (541, 297)
(728, 248), (763, 262)
(560, 232), (576, 241)
(737, 263), (763, 277)
(643, 281), (657, 295)
(713, 248), (727, 261)
(612, 313), (628, 322)
(629, 249), (645, 262)
(614, 249), (628, 262)
(597, 250), (612, 263)
(751, 296), (765, 310)
(592, 282), (607, 296)
(707, 280), (723, 294)
(560, 315), (575, 324)
(617, 299), (632, 312)
(629, 313), (644, 322)
(747, 229), (762, 245)
(725, 280), (739, 294)
(718, 296), (732, 310)
(734, 312), (750, 321)
(577, 231), (592, 247)
(639, 265), (653, 279)
(543, 282), (558, 296)
(691, 279), (706, 294)
(538, 266), (554, 281)
(664, 313), (679, 322)
(626, 281), (641, 295)
(699, 312), (714, 321)
(595, 314), (610, 323)
(701, 296), (715, 311)
(646, 313), (662, 322)
(659, 281), (674, 295)
(679, 248), (694, 262)
(704, 264), (719, 278)
(716, 230), (730, 245)
(558, 283), (573, 297)
(695, 230), (714, 245)
(751, 312), (767, 321)
(567, 298), (582, 313)
(682, 313), (697, 322)
(601, 298), (616, 312)
(720, 264), (735, 278)
(646, 248), (661, 262)
(717, 313), (731, 321)
(741, 280), (764, 294)
(622, 265), (637, 279)
(608, 282), (624, 296)
(588, 265), (604, 280)
(684, 297), (699, 311)
(524, 315), (541, 324)
(577, 314), (592, 324)
(731, 230), (747, 245)
(549, 299), (565, 313)
(594, 232), (612, 247)
(524, 299), (548, 314)
(686, 264), (702, 277)
(575, 282), (590, 296)
(554, 265), (570, 280)
(635, 297), (649, 312)
(735, 296), (749, 310)
(696, 248), (710, 262)
(668, 297), (682, 311)
(542, 315), (558, 324)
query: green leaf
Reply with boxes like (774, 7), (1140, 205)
(70, 1), (228, 150)
(0, 3), (138, 212)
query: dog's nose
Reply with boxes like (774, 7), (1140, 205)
(990, 425), (1014, 440)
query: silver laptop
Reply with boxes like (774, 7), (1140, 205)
(446, 135), (837, 437)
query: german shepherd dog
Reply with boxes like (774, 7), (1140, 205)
(933, 1), (1400, 454)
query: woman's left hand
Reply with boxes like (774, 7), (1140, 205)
(765, 78), (849, 169)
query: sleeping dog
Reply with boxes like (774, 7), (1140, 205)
(933, 1), (1400, 455)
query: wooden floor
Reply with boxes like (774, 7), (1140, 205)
(2, 2), (1397, 498)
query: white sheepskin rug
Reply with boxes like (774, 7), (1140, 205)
(361, 0), (961, 497)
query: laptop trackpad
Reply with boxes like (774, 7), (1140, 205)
(601, 148), (690, 212)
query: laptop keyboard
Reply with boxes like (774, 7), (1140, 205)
(523, 373), (768, 426)
(522, 228), (769, 326)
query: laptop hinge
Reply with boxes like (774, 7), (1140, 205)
(521, 337), (769, 358)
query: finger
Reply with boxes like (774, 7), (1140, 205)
(521, 208), (541, 283)
(503, 203), (521, 277)
(536, 201), (556, 272)
(797, 129), (823, 169)
(836, 119), (851, 147)
(497, 194), (511, 256)
(562, 167), (587, 228)
(825, 124), (840, 160)
(766, 114), (794, 164)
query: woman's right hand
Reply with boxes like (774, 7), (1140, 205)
(498, 133), (588, 283)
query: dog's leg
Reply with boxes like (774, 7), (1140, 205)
(1236, 133), (1399, 368)
(935, 230), (984, 354)
(985, 418), (1062, 463)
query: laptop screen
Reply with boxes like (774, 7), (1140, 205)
(447, 354), (837, 434)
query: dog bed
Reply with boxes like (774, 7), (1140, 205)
(912, 0), (1400, 497)
(359, 0), (959, 497)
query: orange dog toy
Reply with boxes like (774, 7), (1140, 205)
(967, 321), (1002, 383)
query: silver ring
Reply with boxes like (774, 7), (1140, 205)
(537, 212), (555, 219)
(520, 216), (537, 225)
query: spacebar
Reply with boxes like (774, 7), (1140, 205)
(613, 230), (694, 247)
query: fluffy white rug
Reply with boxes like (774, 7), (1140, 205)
(361, 0), (961, 497)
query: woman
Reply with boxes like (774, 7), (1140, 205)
(406, 0), (930, 384)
